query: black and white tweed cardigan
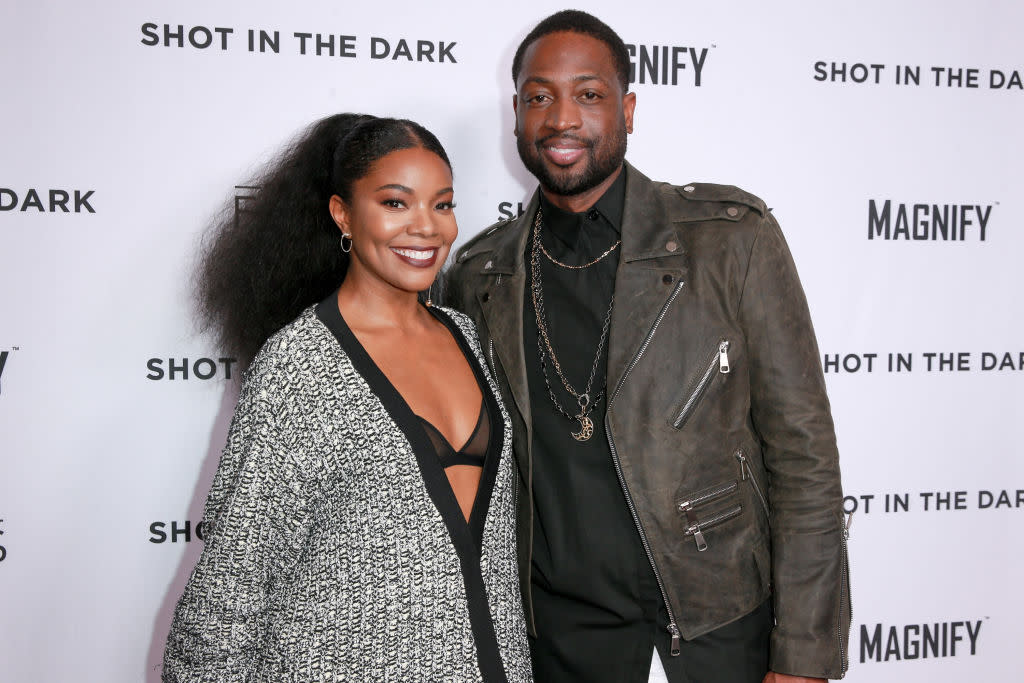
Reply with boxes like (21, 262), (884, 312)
(163, 299), (532, 682)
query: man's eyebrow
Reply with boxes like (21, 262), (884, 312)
(521, 74), (607, 86)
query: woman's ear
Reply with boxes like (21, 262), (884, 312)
(329, 195), (349, 233)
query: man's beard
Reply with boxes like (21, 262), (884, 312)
(517, 125), (627, 197)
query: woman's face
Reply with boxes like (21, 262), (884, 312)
(331, 146), (457, 297)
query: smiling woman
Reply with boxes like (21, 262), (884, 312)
(163, 114), (533, 682)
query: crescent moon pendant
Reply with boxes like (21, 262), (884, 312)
(571, 415), (594, 441)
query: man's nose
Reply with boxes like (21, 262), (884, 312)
(545, 98), (582, 132)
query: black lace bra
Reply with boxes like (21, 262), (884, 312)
(416, 397), (491, 468)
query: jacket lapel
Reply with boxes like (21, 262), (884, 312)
(475, 193), (538, 433)
(607, 164), (689, 394)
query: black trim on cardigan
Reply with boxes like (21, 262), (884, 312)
(315, 293), (509, 683)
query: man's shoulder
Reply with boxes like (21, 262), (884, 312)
(625, 164), (770, 227)
(668, 181), (768, 216)
(452, 214), (523, 266)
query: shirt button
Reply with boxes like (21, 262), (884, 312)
(727, 207), (739, 217)
(662, 274), (673, 284)
(482, 292), (490, 302)
(587, 209), (600, 221)
(484, 260), (494, 270)
(665, 241), (678, 252)
(683, 185), (695, 193)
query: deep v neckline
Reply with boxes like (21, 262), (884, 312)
(314, 294), (503, 544)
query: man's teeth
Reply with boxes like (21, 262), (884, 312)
(392, 248), (435, 260)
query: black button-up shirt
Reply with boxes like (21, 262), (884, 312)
(523, 168), (665, 682)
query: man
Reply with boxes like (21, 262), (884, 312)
(447, 10), (850, 683)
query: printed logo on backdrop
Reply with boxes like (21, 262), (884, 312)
(821, 351), (1024, 374)
(0, 188), (95, 213)
(150, 520), (205, 543)
(814, 61), (1024, 90)
(235, 185), (258, 227)
(496, 201), (526, 222)
(626, 43), (711, 87)
(843, 488), (1024, 516)
(860, 618), (985, 663)
(0, 518), (6, 563)
(140, 23), (458, 63)
(0, 347), (18, 395)
(137, 24), (719, 82)
(868, 200), (996, 242)
(147, 357), (238, 380)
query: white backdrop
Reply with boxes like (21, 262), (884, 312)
(1, 1), (1022, 681)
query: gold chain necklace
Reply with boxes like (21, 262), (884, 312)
(538, 236), (621, 269)
(530, 208), (615, 441)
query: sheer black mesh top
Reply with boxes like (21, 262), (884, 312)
(417, 396), (491, 468)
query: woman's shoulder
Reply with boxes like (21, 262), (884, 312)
(255, 305), (326, 356)
(433, 305), (478, 339)
(244, 305), (339, 387)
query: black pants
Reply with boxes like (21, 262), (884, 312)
(654, 599), (773, 683)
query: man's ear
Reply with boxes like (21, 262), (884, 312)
(329, 195), (349, 232)
(623, 91), (637, 134)
(512, 93), (519, 136)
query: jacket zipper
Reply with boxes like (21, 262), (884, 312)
(605, 279), (686, 656)
(676, 481), (739, 552)
(734, 450), (770, 518)
(672, 340), (730, 429)
(678, 481), (738, 509)
(838, 512), (853, 677)
(488, 339), (497, 376)
(681, 505), (742, 551)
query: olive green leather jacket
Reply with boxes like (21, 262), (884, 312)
(446, 164), (851, 679)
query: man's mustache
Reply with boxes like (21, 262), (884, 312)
(536, 134), (594, 148)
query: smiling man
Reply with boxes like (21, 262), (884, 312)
(447, 10), (850, 683)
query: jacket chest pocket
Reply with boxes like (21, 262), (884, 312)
(668, 339), (731, 429)
(676, 480), (742, 552)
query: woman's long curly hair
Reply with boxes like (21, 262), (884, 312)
(195, 113), (452, 366)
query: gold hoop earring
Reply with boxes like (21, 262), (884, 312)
(340, 233), (352, 253)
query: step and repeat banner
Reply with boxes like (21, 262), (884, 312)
(1, 1), (1021, 681)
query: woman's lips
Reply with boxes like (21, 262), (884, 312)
(390, 247), (438, 268)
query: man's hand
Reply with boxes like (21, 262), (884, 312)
(763, 674), (826, 683)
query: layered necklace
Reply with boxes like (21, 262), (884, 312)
(529, 206), (617, 442)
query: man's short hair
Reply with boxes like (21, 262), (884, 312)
(511, 10), (631, 92)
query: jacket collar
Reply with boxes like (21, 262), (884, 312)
(471, 191), (537, 275)
(620, 163), (686, 262)
(478, 161), (685, 276)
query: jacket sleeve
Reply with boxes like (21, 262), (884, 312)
(162, 360), (312, 682)
(737, 213), (851, 679)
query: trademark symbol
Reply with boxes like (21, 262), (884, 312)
(711, 44), (717, 49)
(12, 347), (19, 351)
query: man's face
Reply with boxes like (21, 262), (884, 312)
(514, 31), (635, 198)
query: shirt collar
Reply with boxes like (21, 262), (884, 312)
(538, 165), (627, 252)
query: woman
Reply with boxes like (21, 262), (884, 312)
(162, 114), (532, 682)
